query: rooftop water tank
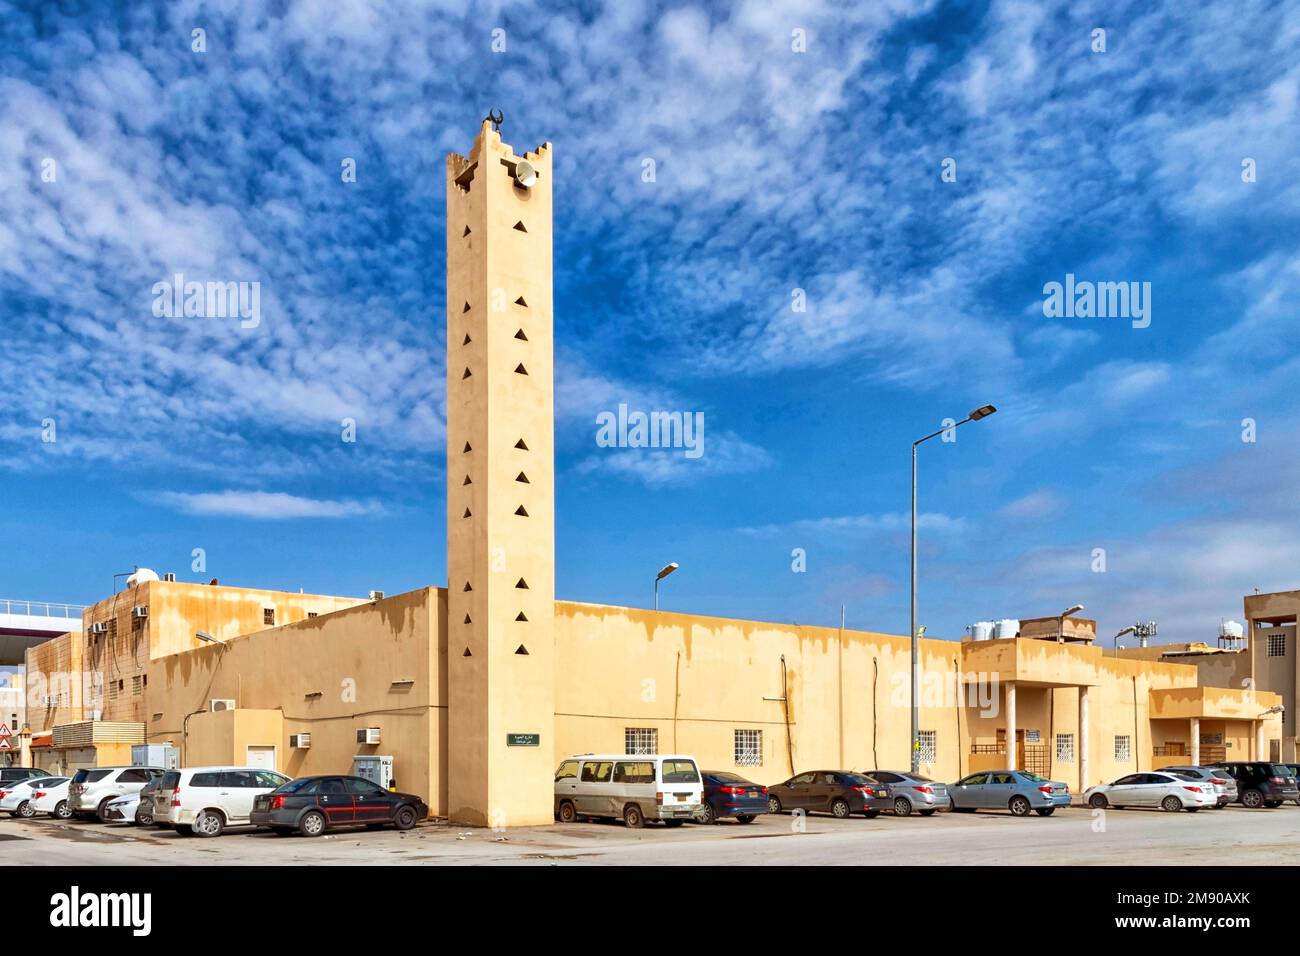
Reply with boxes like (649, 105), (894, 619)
(1220, 620), (1244, 639)
(969, 621), (995, 641)
(994, 618), (1020, 639)
(126, 568), (161, 588)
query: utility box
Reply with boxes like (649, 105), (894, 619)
(132, 743), (178, 770)
(352, 755), (394, 789)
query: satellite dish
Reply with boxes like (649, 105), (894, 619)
(513, 160), (537, 189)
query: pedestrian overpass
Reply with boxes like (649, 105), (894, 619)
(0, 599), (83, 666)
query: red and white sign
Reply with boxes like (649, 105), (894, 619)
(0, 738), (12, 751)
(0, 724), (11, 738)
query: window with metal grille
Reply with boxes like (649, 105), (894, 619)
(734, 729), (762, 766)
(624, 727), (657, 755)
(132, 675), (143, 696)
(1268, 633), (1287, 657)
(917, 730), (937, 765)
(1055, 733), (1074, 763)
(1114, 735), (1131, 762)
(263, 608), (276, 626)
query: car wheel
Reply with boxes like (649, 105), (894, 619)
(137, 811), (154, 827)
(893, 796), (913, 817)
(557, 800), (578, 824)
(1035, 807), (1055, 816)
(394, 805), (418, 830)
(96, 797), (116, 823)
(194, 810), (225, 837)
(623, 804), (646, 829)
(299, 810), (327, 837)
(736, 814), (756, 824)
(1009, 795), (1032, 817)
(1161, 795), (1183, 812)
(1242, 788), (1264, 809)
(52, 800), (73, 820)
(698, 802), (717, 825)
(862, 810), (880, 819)
(767, 796), (783, 814)
(831, 798), (851, 819)
(18, 800), (35, 819)
(1088, 793), (1108, 809)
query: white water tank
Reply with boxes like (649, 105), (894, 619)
(969, 621), (995, 641)
(994, 618), (1020, 639)
(126, 568), (160, 588)
(1220, 620), (1244, 639)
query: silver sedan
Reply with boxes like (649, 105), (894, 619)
(1084, 771), (1217, 812)
(949, 770), (1069, 816)
(1160, 766), (1237, 807)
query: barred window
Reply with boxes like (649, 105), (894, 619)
(917, 730), (937, 765)
(1114, 735), (1131, 762)
(1268, 633), (1287, 657)
(1055, 733), (1074, 763)
(132, 675), (143, 696)
(734, 729), (762, 766)
(624, 727), (657, 755)
(263, 608), (276, 626)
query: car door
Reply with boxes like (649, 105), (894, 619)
(578, 761), (613, 816)
(347, 777), (393, 822)
(316, 777), (354, 824)
(782, 772), (817, 809)
(1107, 773), (1143, 805)
(953, 772), (989, 808)
(984, 772), (1017, 809)
(218, 771), (258, 823)
(805, 772), (835, 812)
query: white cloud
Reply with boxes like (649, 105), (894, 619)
(155, 490), (385, 520)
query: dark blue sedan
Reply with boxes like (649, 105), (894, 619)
(698, 771), (768, 824)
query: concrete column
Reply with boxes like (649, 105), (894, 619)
(1005, 680), (1017, 770)
(1190, 717), (1200, 766)
(1257, 721), (1267, 761)
(1079, 686), (1090, 791)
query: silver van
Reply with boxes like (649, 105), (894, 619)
(554, 753), (704, 828)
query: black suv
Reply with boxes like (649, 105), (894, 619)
(1211, 762), (1299, 808)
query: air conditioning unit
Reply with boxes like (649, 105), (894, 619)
(356, 727), (381, 745)
(209, 699), (236, 712)
(369, 590), (385, 601)
(132, 606), (149, 619)
(289, 733), (312, 749)
(89, 622), (108, 635)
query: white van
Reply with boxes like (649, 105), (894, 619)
(554, 753), (703, 828)
(155, 766), (291, 837)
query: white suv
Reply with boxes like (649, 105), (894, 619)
(156, 766), (291, 837)
(68, 766), (164, 821)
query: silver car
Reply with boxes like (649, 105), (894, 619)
(862, 770), (951, 816)
(950, 770), (1070, 816)
(1161, 766), (1237, 808)
(1084, 771), (1217, 811)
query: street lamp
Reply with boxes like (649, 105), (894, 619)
(1113, 624), (1138, 655)
(1057, 604), (1084, 643)
(654, 563), (679, 611)
(910, 404), (997, 772)
(195, 630), (223, 644)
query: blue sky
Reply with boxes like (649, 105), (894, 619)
(2, 0), (1299, 646)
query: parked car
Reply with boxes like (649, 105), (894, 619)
(100, 791), (141, 825)
(30, 778), (73, 819)
(68, 766), (164, 822)
(1084, 771), (1216, 811)
(553, 754), (704, 827)
(156, 766), (292, 837)
(134, 777), (161, 826)
(765, 770), (891, 818)
(0, 768), (49, 785)
(1210, 761), (1300, 808)
(699, 771), (768, 824)
(860, 770), (951, 816)
(1280, 765), (1300, 806)
(949, 770), (1069, 816)
(0, 776), (66, 818)
(250, 775), (426, 837)
(1161, 766), (1237, 807)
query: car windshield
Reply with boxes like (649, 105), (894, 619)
(842, 774), (873, 785)
(907, 774), (935, 783)
(1271, 765), (1294, 777)
(1019, 772), (1048, 782)
(277, 778), (318, 793)
(159, 772), (181, 789)
(709, 772), (746, 784)
(660, 760), (700, 784)
(1170, 771), (1201, 780)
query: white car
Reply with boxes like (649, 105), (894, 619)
(156, 766), (291, 837)
(101, 792), (142, 825)
(1084, 771), (1217, 812)
(30, 779), (73, 819)
(0, 776), (67, 818)
(68, 766), (164, 821)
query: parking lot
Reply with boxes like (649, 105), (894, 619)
(8, 803), (1300, 866)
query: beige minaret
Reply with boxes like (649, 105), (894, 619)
(445, 118), (556, 826)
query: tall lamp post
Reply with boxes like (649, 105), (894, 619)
(910, 404), (997, 772)
(655, 563), (679, 611)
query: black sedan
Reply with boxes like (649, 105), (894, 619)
(250, 775), (427, 837)
(699, 771), (768, 824)
(766, 770), (891, 818)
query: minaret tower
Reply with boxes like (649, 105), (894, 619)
(445, 116), (556, 826)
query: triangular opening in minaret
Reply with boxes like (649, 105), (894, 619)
(462, 475), (472, 485)
(514, 644), (529, 655)
(464, 613), (472, 624)
(462, 367), (472, 379)
(463, 334), (471, 345)
(463, 225), (471, 237)
(463, 441), (472, 453)
(463, 508), (472, 518)
(516, 578), (529, 589)
(515, 438), (529, 450)
(515, 612), (529, 622)
(462, 647), (472, 657)
(462, 302), (471, 313)
(514, 364), (528, 375)
(515, 505), (529, 516)
(513, 221), (527, 233)
(516, 471), (529, 484)
(514, 329), (528, 341)
(463, 581), (473, 592)
(514, 296), (527, 307)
